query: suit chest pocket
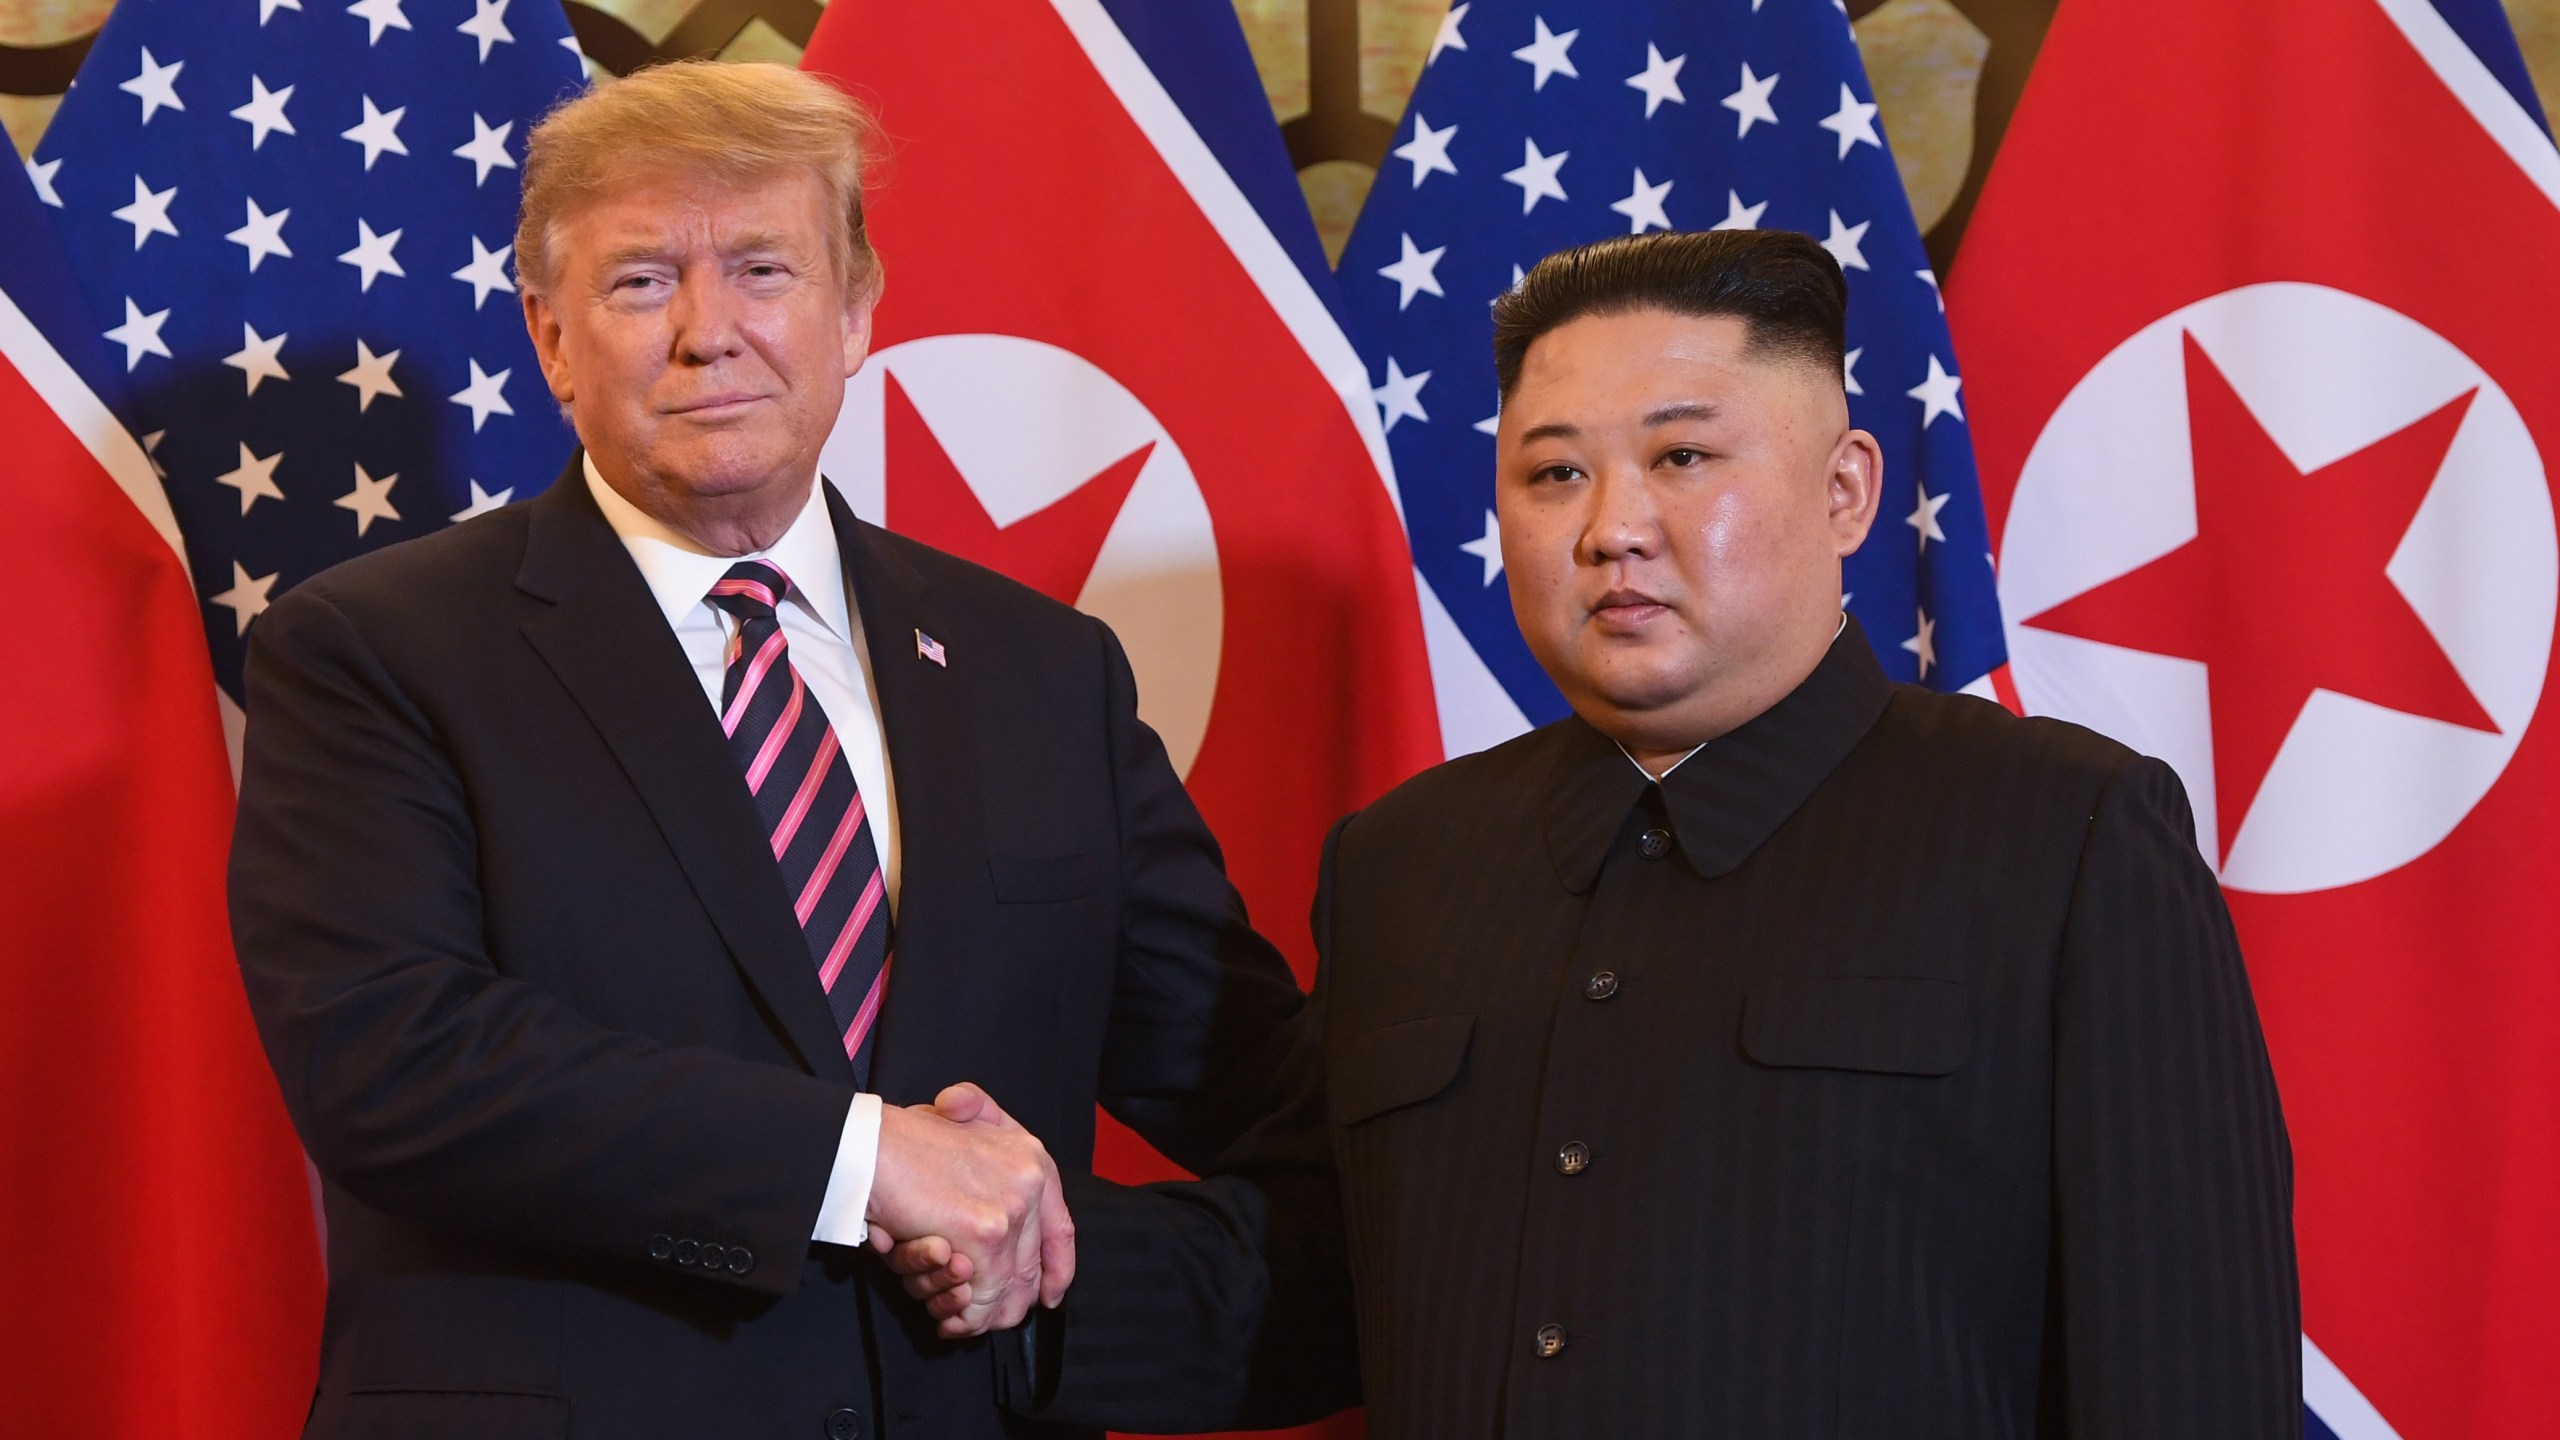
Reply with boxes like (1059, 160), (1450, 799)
(1331, 1014), (1475, 1127)
(1741, 976), (1971, 1076)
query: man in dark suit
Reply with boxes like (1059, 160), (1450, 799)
(1001, 230), (2302, 1437)
(227, 61), (1322, 1439)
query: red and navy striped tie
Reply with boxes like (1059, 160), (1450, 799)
(706, 560), (892, 1084)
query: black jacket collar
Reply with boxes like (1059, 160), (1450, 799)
(1543, 617), (1893, 891)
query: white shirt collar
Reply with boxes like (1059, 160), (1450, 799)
(583, 452), (852, 641)
(1616, 611), (1850, 783)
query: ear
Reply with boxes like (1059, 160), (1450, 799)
(1826, 427), (1884, 558)
(842, 290), (878, 380)
(524, 288), (573, 407)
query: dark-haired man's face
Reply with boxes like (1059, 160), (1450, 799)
(1497, 308), (1881, 768)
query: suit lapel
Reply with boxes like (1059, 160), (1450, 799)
(826, 484), (989, 1105)
(516, 471), (854, 1083)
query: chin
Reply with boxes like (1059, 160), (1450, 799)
(654, 433), (803, 498)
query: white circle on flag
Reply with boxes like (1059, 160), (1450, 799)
(819, 334), (1224, 777)
(1999, 282), (2557, 894)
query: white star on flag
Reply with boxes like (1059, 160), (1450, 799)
(1393, 114), (1459, 188)
(226, 197), (294, 271)
(230, 75), (296, 149)
(347, 0), (413, 46)
(103, 297), (172, 371)
(458, 0), (515, 62)
(1902, 608), (1937, 677)
(24, 156), (61, 208)
(451, 480), (515, 522)
(1721, 61), (1779, 138)
(1511, 16), (1579, 90)
(448, 360), (516, 431)
(1429, 2), (1470, 63)
(1711, 189), (1767, 230)
(1906, 354), (1964, 427)
(217, 443), (287, 513)
(211, 561), (280, 634)
(1821, 209), (1871, 269)
(1373, 357), (1431, 432)
(454, 114), (517, 186)
(1843, 347), (1864, 396)
(1907, 485), (1951, 546)
(1378, 233), (1447, 309)
(452, 237), (517, 309)
(342, 95), (410, 170)
(1474, 407), (1502, 436)
(120, 47), (186, 125)
(223, 322), (292, 395)
(338, 219), (406, 291)
(1501, 137), (1569, 213)
(337, 463), (402, 535)
(1459, 509), (1504, 584)
(260, 0), (303, 22)
(338, 339), (403, 411)
(1610, 169), (1674, 233)
(111, 175), (180, 250)
(1626, 44), (1687, 117)
(1819, 83), (1882, 159)
(1916, 268), (1944, 311)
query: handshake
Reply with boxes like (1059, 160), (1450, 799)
(862, 1083), (1076, 1339)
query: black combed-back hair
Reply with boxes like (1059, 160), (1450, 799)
(1490, 229), (1848, 399)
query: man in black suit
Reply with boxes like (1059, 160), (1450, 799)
(1002, 230), (2302, 1437)
(228, 61), (1321, 1439)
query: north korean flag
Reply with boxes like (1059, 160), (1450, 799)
(1951, 0), (2560, 1434)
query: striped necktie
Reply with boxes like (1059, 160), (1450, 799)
(705, 560), (892, 1084)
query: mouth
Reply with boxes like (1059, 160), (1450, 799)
(667, 392), (769, 419)
(1589, 587), (1674, 633)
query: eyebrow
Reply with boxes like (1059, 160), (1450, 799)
(595, 231), (803, 270)
(1514, 400), (1720, 445)
(1642, 401), (1720, 426)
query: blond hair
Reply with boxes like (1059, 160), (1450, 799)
(513, 60), (883, 298)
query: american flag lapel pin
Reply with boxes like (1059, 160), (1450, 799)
(915, 629), (947, 667)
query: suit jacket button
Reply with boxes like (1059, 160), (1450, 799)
(1533, 1323), (1567, 1358)
(1638, 827), (1673, 859)
(673, 1239), (700, 1266)
(1584, 971), (1619, 1000)
(824, 1406), (865, 1440)
(648, 1234), (674, 1261)
(1556, 1142), (1590, 1175)
(727, 1246), (755, 1276)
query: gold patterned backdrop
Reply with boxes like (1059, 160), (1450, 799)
(10, 0), (2560, 270)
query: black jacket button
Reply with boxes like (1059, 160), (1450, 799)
(1533, 1323), (1567, 1358)
(673, 1239), (699, 1266)
(648, 1234), (674, 1261)
(1638, 827), (1673, 859)
(1584, 971), (1619, 1000)
(824, 1406), (864, 1440)
(1556, 1141), (1591, 1175)
(727, 1246), (755, 1276)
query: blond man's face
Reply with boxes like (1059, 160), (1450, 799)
(525, 168), (871, 529)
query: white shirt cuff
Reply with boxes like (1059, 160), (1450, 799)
(812, 1091), (883, 1248)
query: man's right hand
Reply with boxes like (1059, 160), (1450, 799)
(865, 1083), (1074, 1338)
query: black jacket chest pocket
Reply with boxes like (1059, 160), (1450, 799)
(1742, 976), (1971, 1076)
(1331, 1015), (1474, 1127)
(988, 851), (1094, 903)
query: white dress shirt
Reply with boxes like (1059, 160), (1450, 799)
(585, 455), (891, 1247)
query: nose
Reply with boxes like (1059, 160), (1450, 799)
(667, 267), (746, 366)
(1579, 462), (1661, 566)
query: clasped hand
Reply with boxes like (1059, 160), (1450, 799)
(864, 1083), (1074, 1338)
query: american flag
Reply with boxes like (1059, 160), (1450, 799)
(1337, 0), (2007, 729)
(31, 0), (584, 694)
